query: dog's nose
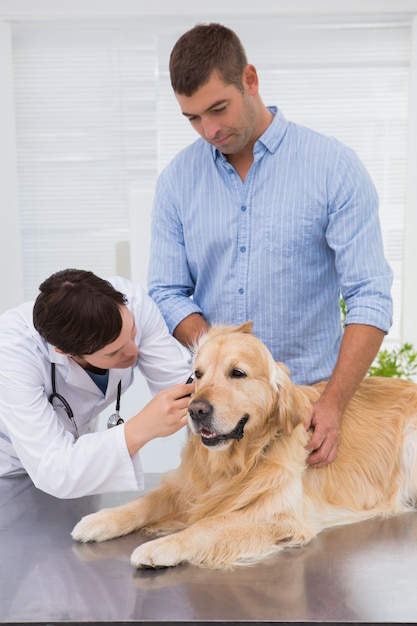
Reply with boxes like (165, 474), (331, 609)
(188, 399), (213, 423)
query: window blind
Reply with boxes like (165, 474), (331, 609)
(12, 23), (159, 296)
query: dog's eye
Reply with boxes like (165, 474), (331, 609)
(230, 368), (247, 379)
(194, 370), (203, 380)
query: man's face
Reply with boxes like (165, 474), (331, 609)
(81, 305), (139, 370)
(176, 69), (258, 155)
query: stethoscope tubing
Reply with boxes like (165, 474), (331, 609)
(49, 363), (122, 439)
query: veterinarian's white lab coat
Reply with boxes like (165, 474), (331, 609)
(0, 277), (192, 498)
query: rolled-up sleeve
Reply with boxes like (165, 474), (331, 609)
(327, 146), (393, 332)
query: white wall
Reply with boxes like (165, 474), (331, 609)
(0, 21), (23, 310)
(1, 0), (417, 18)
(402, 14), (417, 349)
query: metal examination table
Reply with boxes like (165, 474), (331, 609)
(1, 472), (417, 625)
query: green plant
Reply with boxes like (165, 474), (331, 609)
(367, 343), (417, 380)
(340, 297), (347, 326)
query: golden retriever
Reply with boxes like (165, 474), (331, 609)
(72, 323), (417, 569)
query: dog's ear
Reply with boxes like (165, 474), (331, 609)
(197, 322), (254, 347)
(209, 322), (254, 336)
(271, 362), (311, 435)
(232, 321), (254, 334)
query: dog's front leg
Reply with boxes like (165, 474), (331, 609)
(130, 512), (309, 569)
(71, 485), (180, 543)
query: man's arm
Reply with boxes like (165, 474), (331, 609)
(173, 313), (210, 348)
(305, 323), (385, 468)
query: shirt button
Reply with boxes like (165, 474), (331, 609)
(241, 205), (246, 212)
(240, 246), (246, 253)
(239, 288), (244, 294)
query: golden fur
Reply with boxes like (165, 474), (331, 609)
(72, 323), (417, 569)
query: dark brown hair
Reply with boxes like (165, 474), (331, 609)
(169, 23), (248, 96)
(33, 269), (127, 355)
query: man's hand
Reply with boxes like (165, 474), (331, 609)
(305, 400), (342, 468)
(303, 323), (385, 468)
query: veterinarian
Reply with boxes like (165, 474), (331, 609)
(147, 23), (393, 469)
(0, 269), (194, 498)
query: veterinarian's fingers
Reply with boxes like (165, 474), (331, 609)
(180, 413), (189, 426)
(174, 382), (196, 399)
(151, 383), (194, 416)
(176, 393), (194, 413)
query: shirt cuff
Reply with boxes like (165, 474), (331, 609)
(345, 306), (392, 333)
(163, 300), (203, 335)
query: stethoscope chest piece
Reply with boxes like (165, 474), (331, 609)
(107, 411), (124, 428)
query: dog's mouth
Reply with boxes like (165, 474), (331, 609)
(200, 415), (249, 447)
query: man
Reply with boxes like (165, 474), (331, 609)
(148, 23), (393, 468)
(0, 269), (193, 498)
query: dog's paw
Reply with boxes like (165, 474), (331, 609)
(71, 509), (123, 543)
(131, 536), (184, 568)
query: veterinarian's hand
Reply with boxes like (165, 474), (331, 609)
(124, 382), (195, 456)
(305, 401), (342, 468)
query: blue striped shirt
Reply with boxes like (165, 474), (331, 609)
(148, 107), (393, 385)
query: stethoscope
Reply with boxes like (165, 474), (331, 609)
(49, 363), (124, 440)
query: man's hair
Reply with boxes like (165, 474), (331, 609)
(33, 269), (128, 356)
(169, 23), (248, 96)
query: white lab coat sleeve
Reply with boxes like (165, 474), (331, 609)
(0, 370), (143, 498)
(130, 284), (193, 395)
(36, 425), (144, 499)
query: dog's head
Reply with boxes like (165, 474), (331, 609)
(188, 322), (311, 450)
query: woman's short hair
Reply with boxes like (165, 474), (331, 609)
(33, 269), (128, 356)
(169, 23), (248, 96)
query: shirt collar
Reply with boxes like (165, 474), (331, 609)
(210, 106), (287, 163)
